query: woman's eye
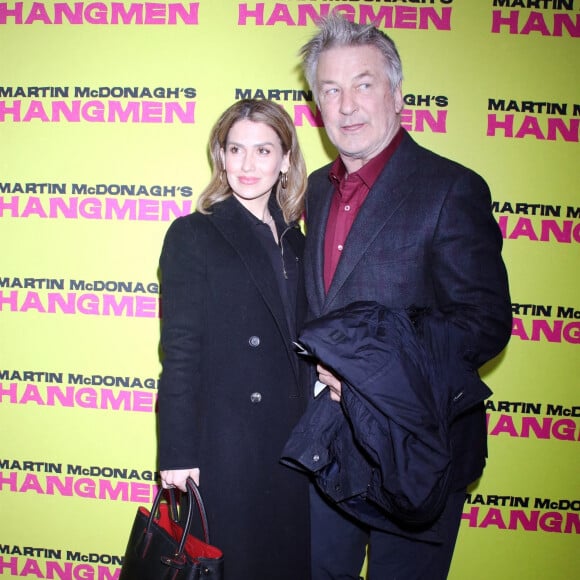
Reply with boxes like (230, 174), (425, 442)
(228, 145), (239, 154)
(258, 147), (270, 155)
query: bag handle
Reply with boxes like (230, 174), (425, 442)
(146, 477), (211, 569)
(183, 477), (211, 545)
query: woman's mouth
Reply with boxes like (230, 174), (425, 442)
(238, 176), (260, 185)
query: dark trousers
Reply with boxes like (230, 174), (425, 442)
(310, 484), (466, 580)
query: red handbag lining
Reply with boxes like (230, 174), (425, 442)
(139, 504), (223, 560)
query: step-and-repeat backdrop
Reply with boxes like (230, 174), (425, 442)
(1, 1), (578, 578)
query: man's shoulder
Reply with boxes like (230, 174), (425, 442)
(402, 132), (482, 180)
(309, 165), (334, 181)
(308, 160), (334, 182)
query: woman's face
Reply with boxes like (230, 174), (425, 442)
(220, 119), (290, 215)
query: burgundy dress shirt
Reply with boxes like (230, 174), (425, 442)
(323, 129), (404, 293)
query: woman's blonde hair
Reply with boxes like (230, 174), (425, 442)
(197, 99), (307, 224)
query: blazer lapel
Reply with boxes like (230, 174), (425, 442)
(324, 139), (417, 311)
(305, 172), (334, 317)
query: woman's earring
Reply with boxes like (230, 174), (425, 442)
(280, 172), (288, 190)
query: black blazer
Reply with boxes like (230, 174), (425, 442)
(304, 130), (512, 489)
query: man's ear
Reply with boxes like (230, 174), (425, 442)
(394, 84), (404, 115)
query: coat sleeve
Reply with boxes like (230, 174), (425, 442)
(431, 168), (512, 369)
(157, 215), (206, 470)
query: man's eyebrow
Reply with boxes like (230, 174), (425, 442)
(318, 71), (375, 85)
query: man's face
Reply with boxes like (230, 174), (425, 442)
(315, 44), (403, 172)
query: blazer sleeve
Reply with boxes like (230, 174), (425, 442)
(157, 215), (205, 470)
(431, 168), (512, 369)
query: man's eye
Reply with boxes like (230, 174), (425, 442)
(322, 87), (338, 97)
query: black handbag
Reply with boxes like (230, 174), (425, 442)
(119, 477), (223, 579)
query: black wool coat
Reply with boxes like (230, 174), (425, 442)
(157, 195), (310, 580)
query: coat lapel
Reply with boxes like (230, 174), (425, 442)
(208, 197), (299, 376)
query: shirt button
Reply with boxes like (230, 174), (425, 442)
(337, 244), (343, 251)
(344, 205), (351, 211)
(250, 392), (262, 403)
(248, 336), (260, 347)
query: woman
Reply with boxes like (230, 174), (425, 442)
(157, 99), (310, 579)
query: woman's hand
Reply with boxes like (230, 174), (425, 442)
(160, 468), (200, 492)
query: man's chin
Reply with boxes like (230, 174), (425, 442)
(338, 147), (368, 162)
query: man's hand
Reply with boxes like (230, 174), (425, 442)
(317, 364), (342, 402)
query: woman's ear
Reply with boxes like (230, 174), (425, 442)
(281, 151), (290, 174)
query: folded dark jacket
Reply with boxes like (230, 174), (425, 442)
(281, 301), (491, 541)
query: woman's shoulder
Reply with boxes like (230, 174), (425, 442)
(162, 211), (218, 250)
(168, 209), (212, 232)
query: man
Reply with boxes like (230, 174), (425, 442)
(299, 16), (512, 579)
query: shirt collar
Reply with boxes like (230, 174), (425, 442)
(234, 195), (286, 232)
(329, 127), (405, 189)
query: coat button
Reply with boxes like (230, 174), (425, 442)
(250, 392), (262, 403)
(248, 336), (261, 347)
(312, 454), (320, 462)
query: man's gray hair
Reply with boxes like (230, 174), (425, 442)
(299, 15), (403, 103)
